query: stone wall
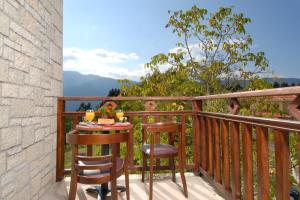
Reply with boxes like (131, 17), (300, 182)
(0, 0), (63, 199)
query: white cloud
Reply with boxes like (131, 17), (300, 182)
(169, 43), (206, 62)
(63, 48), (144, 81)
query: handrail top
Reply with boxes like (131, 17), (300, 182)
(200, 111), (300, 125)
(195, 86), (300, 100)
(199, 111), (300, 132)
(58, 96), (195, 101)
(59, 86), (300, 101)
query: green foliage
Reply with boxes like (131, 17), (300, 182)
(107, 88), (120, 96)
(120, 6), (269, 97)
(76, 102), (92, 111)
(65, 5), (300, 198)
(97, 107), (108, 117)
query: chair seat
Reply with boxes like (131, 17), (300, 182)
(77, 158), (124, 184)
(142, 144), (178, 156)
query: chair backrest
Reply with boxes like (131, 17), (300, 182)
(142, 121), (181, 133)
(141, 121), (182, 145)
(66, 130), (129, 184)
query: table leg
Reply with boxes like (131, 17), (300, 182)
(86, 132), (127, 199)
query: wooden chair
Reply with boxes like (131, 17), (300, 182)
(66, 130), (130, 200)
(141, 122), (188, 200)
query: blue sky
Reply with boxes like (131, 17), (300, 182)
(63, 0), (300, 80)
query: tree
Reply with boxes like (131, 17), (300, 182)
(226, 82), (243, 92)
(273, 81), (280, 88)
(129, 6), (269, 96)
(76, 102), (92, 111)
(107, 88), (120, 97)
(121, 6), (269, 96)
(280, 82), (289, 87)
(97, 88), (121, 109)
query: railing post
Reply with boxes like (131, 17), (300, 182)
(221, 120), (231, 191)
(128, 115), (134, 169)
(274, 130), (290, 200)
(207, 118), (214, 176)
(288, 95), (300, 187)
(213, 119), (221, 184)
(155, 115), (161, 168)
(231, 122), (241, 199)
(201, 117), (208, 171)
(192, 100), (202, 175)
(56, 99), (65, 181)
(242, 124), (254, 200)
(256, 126), (270, 199)
(181, 115), (187, 169)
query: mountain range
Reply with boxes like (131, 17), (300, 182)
(63, 71), (121, 111)
(63, 71), (300, 111)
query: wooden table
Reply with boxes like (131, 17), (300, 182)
(75, 123), (133, 200)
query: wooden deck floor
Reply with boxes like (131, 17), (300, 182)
(43, 173), (225, 200)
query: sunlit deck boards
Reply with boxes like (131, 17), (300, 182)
(44, 173), (225, 200)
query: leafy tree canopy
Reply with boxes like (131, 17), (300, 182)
(120, 6), (270, 97)
(76, 102), (92, 111)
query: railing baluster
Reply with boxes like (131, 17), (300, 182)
(274, 130), (290, 200)
(207, 118), (214, 177)
(72, 116), (80, 130)
(193, 100), (202, 174)
(167, 115), (175, 171)
(181, 115), (187, 169)
(298, 133), (300, 187)
(221, 120), (231, 191)
(56, 99), (65, 181)
(231, 122), (241, 199)
(242, 124), (254, 200)
(201, 116), (208, 171)
(256, 126), (269, 200)
(128, 115), (134, 168)
(213, 118), (221, 184)
(155, 116), (161, 167)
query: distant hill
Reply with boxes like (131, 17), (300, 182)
(63, 71), (300, 111)
(222, 78), (300, 88)
(263, 78), (300, 85)
(63, 71), (121, 111)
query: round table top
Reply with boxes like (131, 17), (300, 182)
(76, 122), (133, 132)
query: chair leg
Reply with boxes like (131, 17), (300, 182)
(178, 153), (188, 198)
(68, 171), (78, 200)
(111, 178), (118, 200)
(125, 163), (130, 200)
(171, 157), (176, 183)
(142, 153), (146, 182)
(149, 155), (154, 200)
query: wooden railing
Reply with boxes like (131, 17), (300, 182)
(195, 87), (300, 200)
(56, 97), (199, 181)
(56, 87), (300, 200)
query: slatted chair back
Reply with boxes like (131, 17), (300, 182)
(66, 129), (129, 185)
(141, 122), (182, 145)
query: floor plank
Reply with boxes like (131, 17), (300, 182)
(43, 173), (225, 200)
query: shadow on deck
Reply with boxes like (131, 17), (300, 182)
(43, 173), (225, 200)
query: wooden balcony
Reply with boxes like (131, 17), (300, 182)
(56, 86), (300, 199)
(44, 174), (225, 200)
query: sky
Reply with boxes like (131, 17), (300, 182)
(63, 0), (300, 81)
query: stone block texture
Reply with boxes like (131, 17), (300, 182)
(0, 0), (63, 199)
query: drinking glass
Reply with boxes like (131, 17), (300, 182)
(115, 110), (124, 122)
(85, 109), (95, 123)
